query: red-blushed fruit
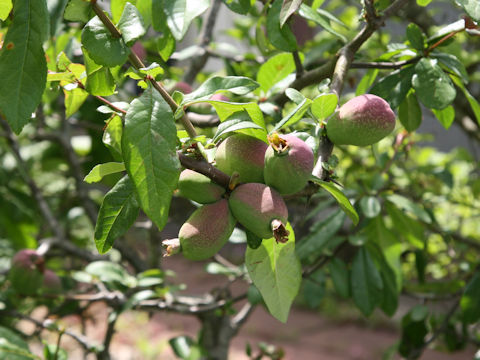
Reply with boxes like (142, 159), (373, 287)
(264, 133), (314, 195)
(228, 183), (289, 242)
(177, 169), (226, 204)
(8, 249), (44, 295)
(215, 134), (268, 184)
(326, 94), (396, 146)
(179, 199), (236, 260)
(42, 269), (62, 294)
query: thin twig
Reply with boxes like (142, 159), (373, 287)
(292, 51), (304, 79)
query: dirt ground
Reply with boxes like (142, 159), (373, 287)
(25, 255), (476, 360)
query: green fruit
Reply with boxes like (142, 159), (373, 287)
(229, 183), (289, 242)
(326, 94), (396, 146)
(8, 249), (44, 296)
(42, 269), (62, 294)
(215, 134), (268, 183)
(177, 169), (226, 204)
(179, 199), (236, 260)
(264, 133), (314, 195)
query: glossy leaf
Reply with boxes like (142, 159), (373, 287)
(0, 0), (48, 133)
(84, 162), (126, 183)
(328, 258), (350, 298)
(103, 115), (123, 159)
(412, 58), (456, 110)
(81, 16), (129, 67)
(117, 2), (146, 46)
(461, 271), (480, 323)
(222, 0), (254, 14)
(266, 0), (297, 52)
(111, 0), (130, 23)
(279, 0), (302, 27)
(0, 0), (12, 20)
(311, 93), (338, 122)
(122, 86), (181, 230)
(432, 52), (468, 84)
(406, 23), (424, 51)
(398, 91), (422, 132)
(298, 4), (347, 43)
(246, 223), (301, 323)
(257, 53), (297, 93)
(82, 48), (116, 96)
(212, 114), (265, 142)
(85, 261), (134, 287)
(164, 0), (210, 40)
(351, 247), (383, 316)
(432, 105), (455, 130)
(272, 98), (312, 132)
(64, 0), (93, 22)
(157, 30), (176, 61)
(370, 66), (415, 109)
(356, 69), (378, 96)
(455, 0), (480, 22)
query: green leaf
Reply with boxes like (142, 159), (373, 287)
(279, 0), (302, 27)
(360, 196), (381, 218)
(245, 223), (301, 323)
(0, 326), (36, 360)
(311, 93), (338, 122)
(412, 58), (456, 110)
(117, 2), (146, 46)
(0, 0), (48, 133)
(406, 23), (425, 51)
(64, 0), (93, 22)
(266, 0), (297, 52)
(416, 0), (432, 6)
(303, 270), (326, 309)
(272, 98), (312, 132)
(312, 178), (359, 225)
(399, 305), (429, 358)
(328, 258), (350, 298)
(82, 48), (116, 96)
(81, 16), (129, 67)
(257, 52), (297, 93)
(221, 0), (254, 15)
(452, 77), (480, 126)
(164, 0), (210, 40)
(296, 209), (345, 261)
(169, 336), (203, 360)
(136, 0), (152, 27)
(84, 162), (126, 183)
(370, 66), (415, 109)
(298, 4), (347, 43)
(182, 76), (259, 105)
(356, 69), (378, 96)
(63, 87), (89, 118)
(111, 0), (132, 24)
(157, 30), (176, 61)
(461, 271), (480, 323)
(212, 113), (265, 142)
(455, 0), (480, 22)
(0, 0), (12, 20)
(85, 260), (134, 286)
(398, 91), (422, 132)
(103, 115), (123, 159)
(432, 52), (468, 84)
(94, 176), (139, 254)
(122, 86), (181, 230)
(351, 247), (384, 316)
(385, 194), (431, 224)
(385, 201), (424, 248)
(432, 105), (455, 129)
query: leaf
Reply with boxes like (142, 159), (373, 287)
(432, 105), (455, 129)
(452, 77), (480, 126)
(356, 69), (378, 96)
(103, 115), (123, 159)
(0, 0), (48, 134)
(312, 178), (359, 225)
(64, 0), (94, 22)
(85, 260), (134, 286)
(385, 201), (424, 248)
(461, 271), (480, 323)
(221, 0), (254, 15)
(266, 0), (297, 52)
(360, 196), (381, 218)
(122, 86), (180, 230)
(298, 4), (347, 43)
(398, 91), (422, 132)
(0, 326), (32, 359)
(272, 98), (312, 131)
(279, 0), (302, 27)
(84, 162), (126, 183)
(81, 16), (129, 67)
(157, 30), (176, 61)
(117, 2), (146, 46)
(406, 23), (425, 51)
(296, 209), (345, 261)
(63, 87), (89, 118)
(385, 194), (431, 224)
(303, 270), (326, 309)
(212, 113), (265, 142)
(82, 48), (116, 96)
(94, 176), (139, 254)
(351, 247), (384, 316)
(182, 76), (260, 105)
(169, 336), (203, 360)
(412, 58), (456, 110)
(0, 0), (12, 20)
(417, 0), (432, 5)
(311, 93), (338, 122)
(328, 258), (350, 298)
(245, 223), (301, 323)
(432, 52), (468, 84)
(370, 66), (415, 109)
(257, 52), (297, 93)
(164, 0), (210, 40)
(455, 0), (480, 22)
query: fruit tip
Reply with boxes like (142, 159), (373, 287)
(271, 219), (289, 243)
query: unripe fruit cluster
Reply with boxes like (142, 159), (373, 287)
(175, 132), (314, 261)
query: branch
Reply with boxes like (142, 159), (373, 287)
(178, 151), (231, 189)
(292, 51), (304, 79)
(351, 57), (419, 69)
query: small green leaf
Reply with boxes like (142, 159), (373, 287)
(416, 0), (432, 6)
(385, 202), (424, 248)
(117, 2), (146, 46)
(370, 66), (415, 109)
(0, 0), (48, 133)
(64, 0), (93, 22)
(122, 87), (180, 230)
(0, 0), (12, 20)
(221, 0), (254, 15)
(157, 30), (176, 61)
(385, 194), (431, 224)
(461, 271), (480, 323)
(212, 113), (265, 142)
(84, 162), (126, 183)
(85, 261), (134, 286)
(455, 0), (480, 22)
(246, 223), (301, 323)
(169, 336), (203, 360)
(272, 98), (312, 131)
(82, 48), (116, 96)
(298, 4), (347, 43)
(356, 69), (378, 96)
(279, 0), (302, 27)
(0, 326), (37, 360)
(406, 23), (425, 51)
(412, 58), (456, 110)
(311, 93), (338, 122)
(432, 52), (469, 84)
(257, 52), (297, 93)
(452, 77), (480, 126)
(81, 16), (129, 67)
(398, 91), (422, 132)
(328, 258), (350, 298)
(103, 115), (123, 159)
(432, 105), (455, 129)
(360, 196), (381, 218)
(351, 247), (384, 316)
(266, 0), (297, 52)
(164, 0), (210, 40)
(303, 270), (326, 309)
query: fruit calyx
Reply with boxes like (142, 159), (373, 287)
(271, 219), (289, 243)
(267, 133), (289, 154)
